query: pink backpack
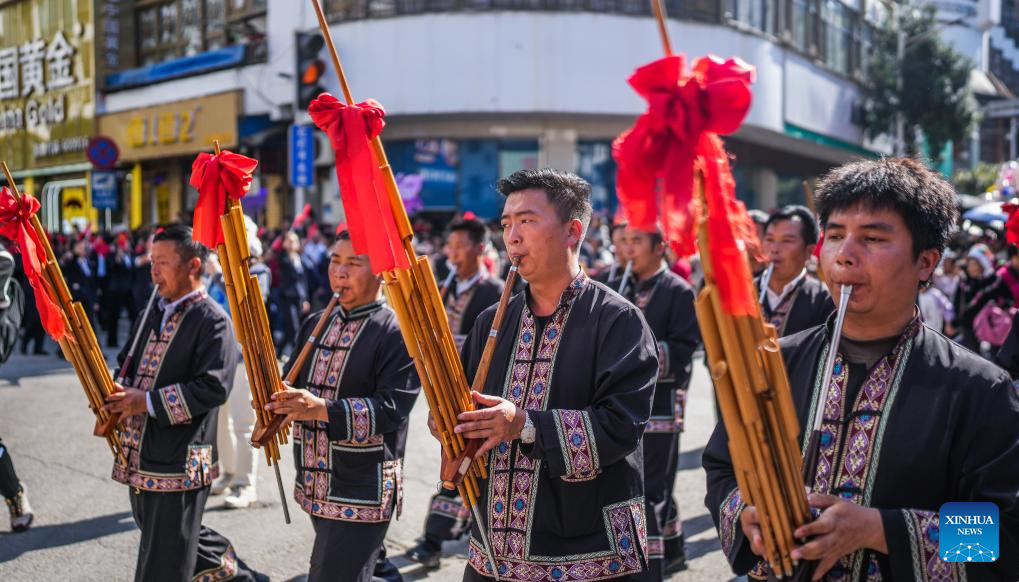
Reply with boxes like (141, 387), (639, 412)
(973, 267), (1019, 346)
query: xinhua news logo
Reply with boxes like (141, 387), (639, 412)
(939, 502), (999, 563)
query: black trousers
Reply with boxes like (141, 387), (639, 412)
(422, 487), (473, 547)
(643, 430), (683, 565)
(101, 290), (135, 346)
(129, 487), (256, 582)
(0, 437), (23, 499)
(278, 298), (303, 356)
(309, 515), (398, 582)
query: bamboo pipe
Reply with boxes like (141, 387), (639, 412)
(3, 162), (123, 449)
(707, 290), (792, 576)
(651, 0), (673, 56)
(208, 143), (291, 523)
(307, 1), (498, 573)
(699, 290), (784, 571)
(441, 258), (519, 488)
(281, 292), (339, 386)
(694, 174), (803, 576)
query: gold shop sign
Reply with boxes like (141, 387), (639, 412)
(98, 91), (239, 162)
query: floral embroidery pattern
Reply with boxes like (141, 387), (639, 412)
(554, 409), (600, 482)
(904, 510), (960, 582)
(112, 293), (208, 492)
(469, 498), (646, 581)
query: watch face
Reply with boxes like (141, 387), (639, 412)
(521, 426), (536, 443)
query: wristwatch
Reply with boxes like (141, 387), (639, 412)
(520, 410), (536, 444)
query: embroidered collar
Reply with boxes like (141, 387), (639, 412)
(337, 299), (384, 321)
(765, 268), (807, 310)
(824, 308), (922, 358)
(454, 269), (486, 296)
(524, 269), (587, 315)
(158, 287), (206, 331)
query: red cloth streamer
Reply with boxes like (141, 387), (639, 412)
(189, 150), (258, 248)
(0, 188), (65, 339)
(613, 54), (759, 315)
(1003, 199), (1019, 245)
(309, 93), (410, 274)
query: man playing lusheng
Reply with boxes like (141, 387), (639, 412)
(704, 157), (1019, 581)
(436, 168), (660, 581)
(268, 231), (420, 582)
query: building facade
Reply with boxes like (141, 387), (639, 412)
(3, 0), (898, 232)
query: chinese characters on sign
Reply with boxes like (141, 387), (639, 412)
(0, 30), (78, 130)
(0, 0), (94, 170)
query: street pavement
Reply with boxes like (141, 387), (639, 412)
(0, 339), (736, 581)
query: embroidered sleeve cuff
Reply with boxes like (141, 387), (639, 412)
(326, 397), (376, 443)
(656, 340), (670, 379)
(151, 384), (193, 426)
(718, 487), (746, 558)
(527, 409), (601, 481)
(884, 509), (962, 582)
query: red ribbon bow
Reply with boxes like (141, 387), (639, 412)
(190, 150), (258, 248)
(309, 93), (410, 273)
(613, 54), (759, 315)
(0, 188), (65, 339)
(1003, 199), (1019, 245)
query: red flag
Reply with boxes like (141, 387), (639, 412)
(613, 54), (758, 315)
(1003, 199), (1019, 245)
(0, 188), (65, 339)
(190, 150), (258, 248)
(309, 93), (410, 274)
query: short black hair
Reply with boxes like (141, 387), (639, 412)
(610, 221), (629, 235)
(153, 224), (210, 266)
(335, 230), (351, 242)
(765, 205), (819, 246)
(815, 157), (958, 258)
(447, 217), (488, 246)
(497, 168), (593, 239)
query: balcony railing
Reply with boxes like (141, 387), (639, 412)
(322, 0), (721, 23)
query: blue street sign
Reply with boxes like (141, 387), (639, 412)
(91, 171), (119, 211)
(289, 124), (315, 188)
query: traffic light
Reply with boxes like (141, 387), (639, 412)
(296, 31), (326, 111)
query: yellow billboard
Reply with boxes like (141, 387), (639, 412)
(0, 0), (95, 169)
(97, 91), (240, 162)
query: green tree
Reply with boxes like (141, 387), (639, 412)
(864, 3), (976, 163)
(952, 162), (1001, 195)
